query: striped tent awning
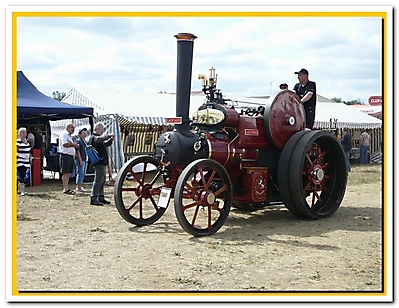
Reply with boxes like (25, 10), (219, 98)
(117, 115), (168, 126)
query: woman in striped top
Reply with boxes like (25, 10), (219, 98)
(17, 127), (32, 195)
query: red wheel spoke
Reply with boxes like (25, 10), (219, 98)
(322, 162), (330, 170)
(142, 162), (148, 184)
(126, 197), (140, 211)
(305, 153), (314, 165)
(213, 183), (228, 197)
(190, 205), (200, 226)
(184, 182), (197, 196)
(182, 191), (196, 199)
(149, 195), (160, 210)
(198, 166), (206, 188)
(302, 181), (312, 197)
(131, 172), (143, 185)
(321, 181), (328, 192)
(314, 146), (321, 164)
(204, 170), (217, 190)
(210, 203), (223, 213)
(149, 170), (162, 186)
(182, 200), (202, 211)
(317, 149), (326, 164)
(139, 199), (143, 219)
(121, 187), (136, 192)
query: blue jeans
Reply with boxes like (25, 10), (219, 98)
(91, 164), (107, 198)
(344, 151), (351, 172)
(75, 159), (88, 185)
(360, 145), (369, 164)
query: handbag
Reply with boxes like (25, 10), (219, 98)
(86, 136), (103, 165)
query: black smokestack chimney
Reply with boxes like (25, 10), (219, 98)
(174, 33), (197, 136)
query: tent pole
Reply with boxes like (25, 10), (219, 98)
(114, 113), (124, 171)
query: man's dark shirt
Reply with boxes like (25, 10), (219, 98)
(293, 80), (317, 107)
(91, 133), (113, 166)
(341, 132), (352, 152)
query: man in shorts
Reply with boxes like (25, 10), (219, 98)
(59, 123), (78, 194)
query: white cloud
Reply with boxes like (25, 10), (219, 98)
(15, 12), (385, 103)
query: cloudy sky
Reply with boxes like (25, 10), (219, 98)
(14, 7), (387, 104)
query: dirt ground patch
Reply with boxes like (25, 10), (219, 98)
(14, 164), (384, 299)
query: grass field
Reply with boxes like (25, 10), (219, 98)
(347, 163), (382, 186)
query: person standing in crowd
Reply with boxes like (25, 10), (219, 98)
(359, 129), (371, 164)
(17, 127), (32, 196)
(293, 68), (317, 130)
(90, 122), (115, 206)
(75, 128), (89, 193)
(340, 127), (352, 172)
(279, 83), (288, 90)
(59, 123), (78, 195)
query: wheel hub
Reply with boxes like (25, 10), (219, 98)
(200, 191), (215, 206)
(206, 193), (215, 205)
(136, 183), (152, 198)
(310, 165), (324, 184)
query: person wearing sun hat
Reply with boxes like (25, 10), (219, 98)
(293, 68), (317, 130)
(74, 127), (89, 193)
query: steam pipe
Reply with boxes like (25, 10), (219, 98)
(174, 33), (197, 136)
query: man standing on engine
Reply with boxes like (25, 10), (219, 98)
(293, 68), (317, 130)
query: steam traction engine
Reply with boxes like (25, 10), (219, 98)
(114, 33), (348, 236)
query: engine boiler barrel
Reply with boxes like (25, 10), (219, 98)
(174, 33), (197, 136)
(262, 90), (306, 149)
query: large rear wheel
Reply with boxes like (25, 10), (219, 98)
(277, 130), (309, 217)
(278, 130), (347, 219)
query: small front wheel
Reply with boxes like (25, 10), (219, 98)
(114, 155), (167, 226)
(174, 159), (232, 236)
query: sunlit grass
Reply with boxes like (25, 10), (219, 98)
(347, 163), (382, 186)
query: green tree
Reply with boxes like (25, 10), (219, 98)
(330, 97), (343, 103)
(52, 91), (66, 101)
(344, 98), (364, 105)
(330, 97), (364, 105)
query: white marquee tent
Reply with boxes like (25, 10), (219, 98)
(52, 88), (382, 174)
(63, 87), (208, 125)
(52, 88), (208, 173)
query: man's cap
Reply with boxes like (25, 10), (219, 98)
(78, 127), (87, 134)
(294, 68), (309, 75)
(279, 83), (288, 88)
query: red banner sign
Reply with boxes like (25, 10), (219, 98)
(166, 117), (182, 124)
(368, 96), (382, 106)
